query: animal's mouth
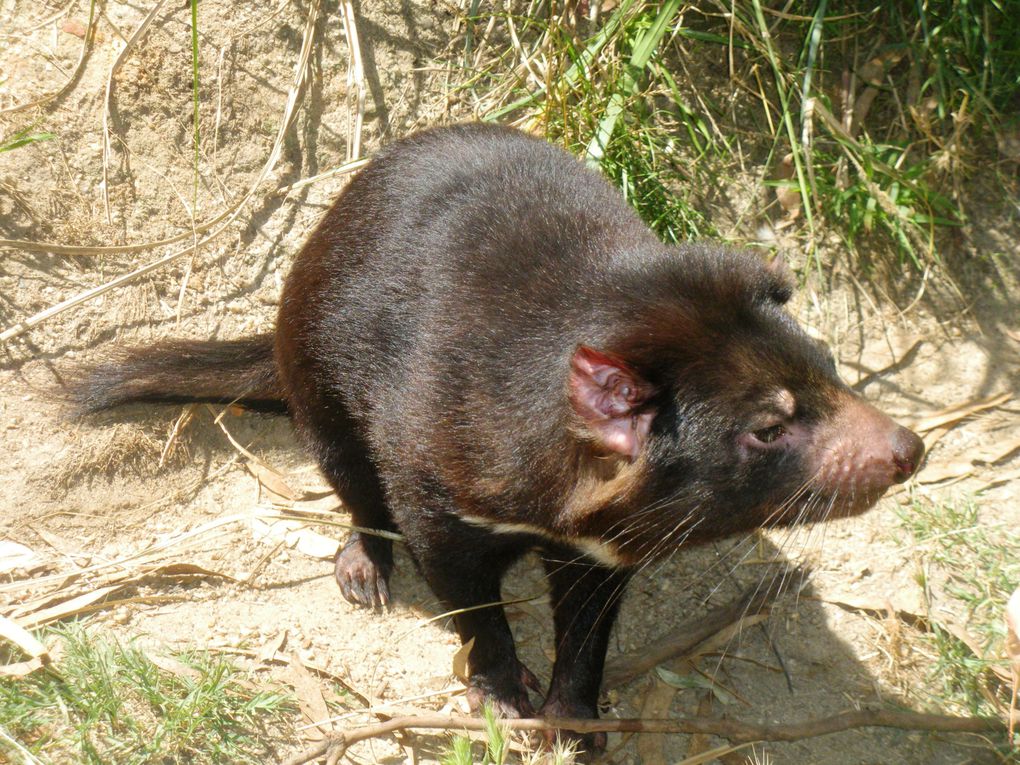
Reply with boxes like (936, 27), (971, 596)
(761, 484), (892, 528)
(819, 488), (893, 520)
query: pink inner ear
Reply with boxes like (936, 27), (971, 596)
(569, 346), (655, 460)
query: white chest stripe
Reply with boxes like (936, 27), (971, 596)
(460, 514), (625, 568)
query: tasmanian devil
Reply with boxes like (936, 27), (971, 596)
(72, 123), (924, 752)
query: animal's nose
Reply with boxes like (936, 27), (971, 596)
(890, 426), (925, 483)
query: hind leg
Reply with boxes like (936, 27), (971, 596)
(304, 419), (396, 608)
(277, 329), (397, 607)
(328, 453), (395, 609)
(336, 532), (394, 608)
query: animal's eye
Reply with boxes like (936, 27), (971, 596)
(753, 424), (787, 444)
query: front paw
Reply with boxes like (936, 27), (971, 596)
(539, 697), (606, 759)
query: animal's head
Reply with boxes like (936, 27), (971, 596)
(565, 246), (924, 564)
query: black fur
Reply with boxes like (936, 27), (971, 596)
(70, 335), (283, 414)
(72, 124), (923, 753)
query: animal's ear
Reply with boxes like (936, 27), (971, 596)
(569, 346), (656, 461)
(764, 254), (793, 304)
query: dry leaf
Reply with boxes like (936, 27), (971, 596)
(291, 528), (340, 559)
(247, 460), (300, 501)
(0, 614), (48, 665)
(452, 636), (474, 682)
(971, 436), (1020, 465)
(922, 424), (951, 453)
(934, 616), (1010, 681)
(33, 527), (81, 557)
(245, 460), (334, 502)
(685, 690), (716, 758)
(818, 591), (926, 623)
(823, 592), (1012, 683)
(0, 656), (45, 677)
(985, 466), (1020, 490)
(0, 541), (40, 573)
(773, 154), (801, 218)
(912, 392), (1010, 433)
(687, 613), (769, 662)
(286, 652), (331, 740)
(916, 436), (1020, 486)
(680, 742), (758, 764)
(148, 562), (239, 582)
(0, 620), (48, 675)
(8, 564), (232, 625)
(294, 491), (338, 504)
(251, 515), (289, 543)
(17, 584), (124, 629)
(655, 666), (739, 705)
(917, 460), (974, 484)
(258, 631), (288, 663)
(775, 184), (801, 218)
(250, 513), (340, 560)
(147, 652), (202, 681)
(604, 578), (782, 690)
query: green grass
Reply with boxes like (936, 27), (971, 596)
(487, 3), (717, 243)
(0, 128), (54, 153)
(0, 624), (294, 765)
(441, 705), (516, 765)
(465, 0), (1020, 273)
(440, 704), (576, 765)
(897, 494), (1019, 718)
(812, 142), (959, 269)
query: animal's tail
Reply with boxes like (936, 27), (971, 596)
(70, 334), (286, 416)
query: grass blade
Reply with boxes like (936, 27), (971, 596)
(585, 0), (683, 166)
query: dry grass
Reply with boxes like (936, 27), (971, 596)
(50, 417), (191, 487)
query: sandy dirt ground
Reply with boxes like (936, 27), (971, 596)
(2, 2), (1019, 763)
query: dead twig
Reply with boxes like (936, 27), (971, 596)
(0, 0), (98, 115)
(0, 0), (324, 344)
(280, 708), (1002, 765)
(273, 158), (368, 197)
(0, 512), (253, 597)
(340, 1), (365, 161)
(602, 574), (784, 689)
(210, 645), (371, 708)
(101, 0), (169, 223)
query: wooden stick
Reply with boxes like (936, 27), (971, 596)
(280, 708), (1003, 765)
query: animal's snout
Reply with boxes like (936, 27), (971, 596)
(806, 395), (927, 518)
(890, 426), (925, 483)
